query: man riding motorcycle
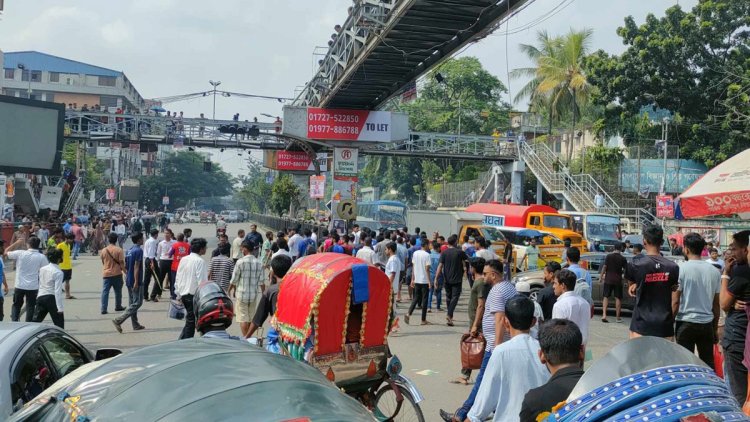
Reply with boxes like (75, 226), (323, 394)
(216, 216), (227, 238)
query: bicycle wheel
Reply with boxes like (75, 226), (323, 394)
(373, 384), (425, 422)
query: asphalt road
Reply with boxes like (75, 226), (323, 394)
(3, 222), (631, 420)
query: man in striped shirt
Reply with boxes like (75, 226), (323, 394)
(229, 240), (264, 338)
(209, 243), (234, 293)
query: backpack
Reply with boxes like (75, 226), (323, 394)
(574, 278), (593, 306)
(304, 239), (317, 256)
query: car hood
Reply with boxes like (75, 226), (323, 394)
(11, 339), (375, 422)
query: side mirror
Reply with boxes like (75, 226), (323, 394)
(95, 348), (122, 361)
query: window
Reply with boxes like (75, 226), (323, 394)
(4, 68), (14, 79)
(30, 71), (42, 82)
(45, 93), (55, 102)
(100, 96), (118, 108)
(42, 337), (88, 378)
(49, 72), (60, 82)
(98, 76), (116, 87)
(529, 216), (541, 226)
(21, 70), (29, 81)
(11, 345), (55, 412)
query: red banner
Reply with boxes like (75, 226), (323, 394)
(306, 107), (392, 141)
(276, 151), (312, 171)
(656, 195), (674, 218)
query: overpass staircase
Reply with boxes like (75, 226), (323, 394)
(61, 177), (84, 217)
(518, 140), (656, 230)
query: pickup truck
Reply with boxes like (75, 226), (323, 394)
(407, 210), (507, 257)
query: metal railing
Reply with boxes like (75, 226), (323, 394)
(249, 213), (327, 235)
(518, 140), (657, 227)
(61, 177), (84, 217)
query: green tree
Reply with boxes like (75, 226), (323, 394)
(585, 0), (750, 167)
(512, 29), (595, 162)
(269, 174), (301, 216)
(138, 151), (233, 210)
(236, 158), (272, 213)
(62, 142), (107, 195)
(362, 57), (511, 205)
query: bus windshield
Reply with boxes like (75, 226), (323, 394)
(357, 201), (407, 227)
(543, 215), (571, 230)
(586, 215), (621, 241)
(480, 227), (507, 243)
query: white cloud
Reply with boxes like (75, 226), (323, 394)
(100, 20), (132, 45)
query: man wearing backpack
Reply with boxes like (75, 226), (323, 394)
(565, 247), (593, 307)
(297, 229), (317, 257)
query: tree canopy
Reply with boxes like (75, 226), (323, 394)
(138, 151), (233, 210)
(585, 0), (750, 166)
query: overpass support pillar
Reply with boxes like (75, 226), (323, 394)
(510, 161), (525, 205)
(536, 178), (543, 205)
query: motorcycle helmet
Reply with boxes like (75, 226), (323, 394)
(194, 281), (234, 333)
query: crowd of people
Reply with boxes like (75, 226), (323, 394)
(3, 210), (750, 420)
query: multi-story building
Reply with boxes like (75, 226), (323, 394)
(1, 50), (146, 111)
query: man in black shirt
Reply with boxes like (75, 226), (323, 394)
(720, 230), (750, 404)
(520, 319), (584, 422)
(434, 235), (468, 326)
(537, 261), (562, 321)
(600, 242), (628, 323)
(625, 225), (679, 339)
(246, 254), (293, 339)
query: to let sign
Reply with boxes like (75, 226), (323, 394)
(307, 107), (392, 141)
(333, 147), (358, 181)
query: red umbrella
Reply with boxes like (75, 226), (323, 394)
(676, 148), (750, 219)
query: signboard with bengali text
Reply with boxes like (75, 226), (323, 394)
(309, 175), (326, 199)
(656, 195), (674, 218)
(333, 147), (358, 181)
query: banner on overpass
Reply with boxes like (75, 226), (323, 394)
(282, 106), (408, 142)
(263, 150), (328, 172)
(38, 186), (63, 210)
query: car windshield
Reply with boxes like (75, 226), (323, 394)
(480, 227), (506, 242)
(543, 215), (571, 229)
(586, 215), (620, 241)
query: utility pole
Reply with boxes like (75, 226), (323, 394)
(659, 118), (670, 195)
(209, 80), (221, 121)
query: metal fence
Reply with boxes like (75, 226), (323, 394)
(250, 213), (327, 234)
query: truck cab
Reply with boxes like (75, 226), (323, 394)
(465, 203), (587, 250)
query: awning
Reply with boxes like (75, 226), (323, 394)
(676, 148), (750, 219)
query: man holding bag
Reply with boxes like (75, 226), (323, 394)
(452, 257), (490, 385)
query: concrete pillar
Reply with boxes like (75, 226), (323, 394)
(536, 178), (543, 205)
(510, 161), (525, 204)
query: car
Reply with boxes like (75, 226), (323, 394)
(9, 338), (377, 421)
(621, 234), (672, 255)
(184, 210), (201, 223)
(0, 323), (120, 418)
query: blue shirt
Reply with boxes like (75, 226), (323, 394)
(0, 259), (4, 298)
(568, 263), (592, 287)
(332, 243), (344, 254)
(125, 245), (144, 288)
(63, 222), (72, 234)
(429, 250), (441, 281)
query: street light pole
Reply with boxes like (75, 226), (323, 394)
(660, 118), (670, 195)
(209, 80), (221, 121)
(17, 63), (31, 98)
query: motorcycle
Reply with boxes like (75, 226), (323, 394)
(216, 227), (226, 238)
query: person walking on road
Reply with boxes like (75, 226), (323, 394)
(57, 233), (76, 299)
(229, 240), (264, 338)
(600, 242), (627, 323)
(112, 233), (146, 333)
(174, 238), (209, 339)
(168, 233), (191, 300)
(142, 229), (161, 302)
(155, 229), (175, 300)
(0, 240), (9, 321)
(70, 221), (84, 260)
(434, 235), (468, 326)
(673, 232), (721, 369)
(100, 233), (125, 314)
(232, 229), (245, 264)
(405, 241), (431, 325)
(33, 248), (65, 328)
(452, 257), (489, 385)
(209, 243), (234, 293)
(5, 236), (47, 322)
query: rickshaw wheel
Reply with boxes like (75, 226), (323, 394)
(373, 384), (425, 422)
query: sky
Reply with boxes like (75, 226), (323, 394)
(0, 0), (695, 176)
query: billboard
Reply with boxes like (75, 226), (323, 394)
(333, 147), (358, 181)
(263, 150), (328, 172)
(307, 107), (393, 141)
(309, 175), (326, 199)
(0, 95), (65, 175)
(619, 159), (706, 194)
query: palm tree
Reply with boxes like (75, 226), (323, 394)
(511, 29), (594, 162)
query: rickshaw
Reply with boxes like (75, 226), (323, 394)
(274, 253), (425, 422)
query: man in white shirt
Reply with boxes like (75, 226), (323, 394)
(271, 238), (292, 259)
(114, 221), (127, 247)
(142, 229), (161, 302)
(175, 238), (208, 339)
(552, 269), (591, 345)
(352, 224), (361, 247)
(4, 236), (48, 322)
(406, 241), (432, 325)
(356, 236), (377, 266)
(33, 247), (65, 328)
(287, 228), (302, 260)
(385, 242), (402, 332)
(232, 230), (245, 263)
(156, 229), (176, 300)
(474, 238), (498, 262)
(467, 296), (550, 422)
(706, 247), (725, 271)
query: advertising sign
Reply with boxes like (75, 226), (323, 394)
(656, 195), (674, 218)
(264, 151), (328, 172)
(106, 188), (116, 200)
(38, 186), (63, 210)
(483, 214), (505, 226)
(162, 196), (170, 205)
(333, 147), (358, 181)
(307, 107), (392, 141)
(309, 175), (326, 199)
